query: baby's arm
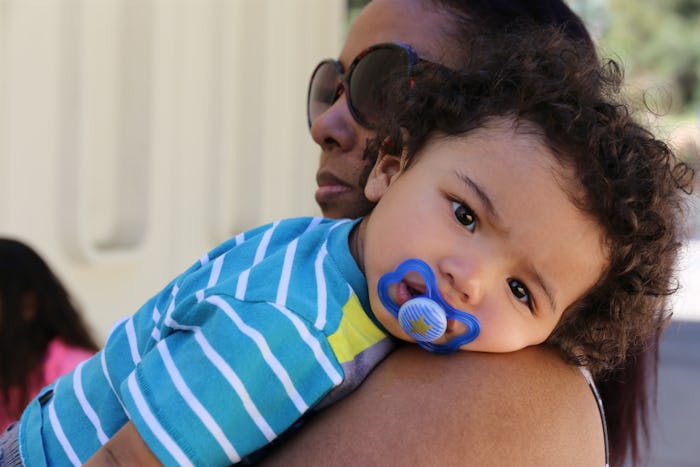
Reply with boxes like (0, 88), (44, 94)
(84, 421), (162, 466)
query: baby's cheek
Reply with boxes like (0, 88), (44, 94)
(469, 321), (534, 353)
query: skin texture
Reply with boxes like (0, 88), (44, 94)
(311, 0), (457, 219)
(260, 345), (606, 467)
(83, 421), (160, 466)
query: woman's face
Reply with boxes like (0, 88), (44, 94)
(310, 0), (457, 219)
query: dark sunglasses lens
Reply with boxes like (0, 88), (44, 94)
(308, 60), (340, 126)
(348, 47), (410, 128)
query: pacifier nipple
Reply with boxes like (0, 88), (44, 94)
(398, 297), (447, 342)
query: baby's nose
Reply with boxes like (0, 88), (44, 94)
(440, 255), (489, 307)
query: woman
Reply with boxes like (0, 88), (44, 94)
(264, 0), (656, 465)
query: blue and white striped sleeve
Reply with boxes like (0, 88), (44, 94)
(118, 293), (344, 466)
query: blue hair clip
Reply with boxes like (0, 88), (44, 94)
(377, 258), (480, 354)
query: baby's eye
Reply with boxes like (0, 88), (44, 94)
(508, 278), (532, 309)
(452, 201), (477, 232)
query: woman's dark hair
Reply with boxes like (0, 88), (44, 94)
(0, 238), (99, 420)
(427, 0), (595, 60)
(367, 25), (694, 466)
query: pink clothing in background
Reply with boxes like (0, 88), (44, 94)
(41, 338), (95, 385)
(1, 338), (94, 430)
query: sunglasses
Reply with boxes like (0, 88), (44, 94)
(307, 42), (433, 129)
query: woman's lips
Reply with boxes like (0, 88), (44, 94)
(316, 184), (351, 196)
(315, 172), (352, 202)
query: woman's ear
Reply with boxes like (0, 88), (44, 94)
(364, 148), (403, 202)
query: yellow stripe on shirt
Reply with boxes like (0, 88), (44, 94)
(327, 293), (387, 364)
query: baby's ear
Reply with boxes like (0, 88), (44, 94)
(365, 141), (403, 202)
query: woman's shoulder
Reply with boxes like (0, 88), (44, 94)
(261, 344), (606, 466)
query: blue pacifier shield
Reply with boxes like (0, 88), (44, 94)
(377, 258), (480, 354)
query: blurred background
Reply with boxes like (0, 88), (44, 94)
(0, 0), (344, 337)
(1, 0), (698, 465)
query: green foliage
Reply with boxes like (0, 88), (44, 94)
(592, 0), (700, 112)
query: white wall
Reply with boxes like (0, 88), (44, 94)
(0, 0), (346, 341)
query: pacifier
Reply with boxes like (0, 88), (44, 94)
(377, 258), (480, 354)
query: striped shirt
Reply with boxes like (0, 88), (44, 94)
(18, 217), (393, 466)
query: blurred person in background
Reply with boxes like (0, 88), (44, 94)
(0, 238), (98, 431)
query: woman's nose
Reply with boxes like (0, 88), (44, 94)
(309, 93), (358, 153)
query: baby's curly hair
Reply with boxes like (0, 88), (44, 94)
(366, 26), (694, 378)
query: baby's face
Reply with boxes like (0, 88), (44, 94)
(360, 119), (607, 352)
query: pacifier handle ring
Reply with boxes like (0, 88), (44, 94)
(417, 310), (480, 353)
